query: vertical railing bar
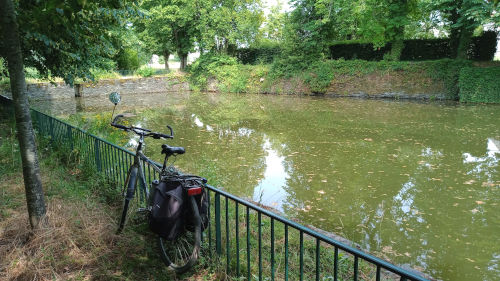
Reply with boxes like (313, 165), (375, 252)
(119, 150), (125, 186)
(285, 224), (289, 281)
(334, 247), (339, 281)
(95, 139), (101, 172)
(207, 189), (212, 257)
(115, 148), (121, 186)
(85, 134), (90, 165)
(90, 135), (94, 168)
(110, 145), (116, 184)
(300, 231), (304, 281)
(215, 192), (221, 256)
(354, 256), (358, 281)
(271, 218), (275, 281)
(246, 206), (251, 281)
(376, 265), (381, 281)
(107, 144), (112, 181)
(235, 201), (240, 276)
(67, 126), (73, 151)
(103, 143), (109, 180)
(113, 146), (119, 184)
(258, 212), (262, 281)
(316, 238), (320, 281)
(226, 196), (230, 274)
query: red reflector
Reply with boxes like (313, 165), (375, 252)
(187, 187), (202, 196)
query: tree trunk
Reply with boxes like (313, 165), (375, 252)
(179, 53), (188, 70)
(163, 50), (170, 70)
(0, 0), (47, 229)
(448, 7), (460, 58)
(388, 38), (404, 61)
(456, 27), (473, 60)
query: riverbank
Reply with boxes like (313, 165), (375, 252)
(189, 57), (500, 103)
(1, 59), (499, 103)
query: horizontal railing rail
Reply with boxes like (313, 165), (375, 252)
(1, 94), (428, 281)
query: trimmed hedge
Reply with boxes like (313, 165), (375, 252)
(328, 41), (390, 61)
(329, 31), (498, 61)
(459, 67), (500, 103)
(235, 45), (282, 64)
(400, 38), (452, 60)
(468, 31), (498, 61)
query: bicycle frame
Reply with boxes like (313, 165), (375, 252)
(117, 134), (162, 233)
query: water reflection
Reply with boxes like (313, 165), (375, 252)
(463, 138), (500, 181)
(252, 137), (290, 211)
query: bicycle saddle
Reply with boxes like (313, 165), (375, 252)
(161, 144), (185, 155)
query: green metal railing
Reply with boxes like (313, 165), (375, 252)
(1, 95), (428, 281)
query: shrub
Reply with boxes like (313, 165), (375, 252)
(134, 66), (155, 77)
(116, 47), (140, 71)
(24, 67), (42, 80)
(459, 66), (500, 103)
(235, 43), (282, 64)
(188, 54), (238, 88)
(0, 58), (8, 78)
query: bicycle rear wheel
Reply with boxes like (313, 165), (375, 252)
(158, 196), (201, 274)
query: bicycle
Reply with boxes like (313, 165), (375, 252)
(108, 92), (206, 273)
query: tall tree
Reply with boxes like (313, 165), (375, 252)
(0, 0), (46, 229)
(281, 0), (337, 60)
(261, 1), (286, 42)
(432, 0), (499, 59)
(138, 0), (198, 70)
(135, 3), (176, 70)
(197, 0), (264, 53)
(0, 0), (133, 229)
(359, 0), (416, 60)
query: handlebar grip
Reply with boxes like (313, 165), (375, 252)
(111, 123), (128, 130)
(151, 133), (173, 139)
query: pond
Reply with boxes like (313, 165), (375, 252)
(34, 92), (500, 281)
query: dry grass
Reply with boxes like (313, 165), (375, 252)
(0, 176), (117, 281)
(0, 174), (216, 281)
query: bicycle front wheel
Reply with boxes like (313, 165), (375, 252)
(117, 166), (137, 234)
(158, 196), (201, 274)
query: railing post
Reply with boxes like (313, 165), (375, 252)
(66, 126), (73, 150)
(49, 117), (54, 141)
(94, 140), (101, 172)
(215, 192), (221, 256)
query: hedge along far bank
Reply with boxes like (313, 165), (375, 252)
(459, 67), (500, 103)
(329, 31), (498, 61)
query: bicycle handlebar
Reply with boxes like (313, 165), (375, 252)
(110, 115), (174, 139)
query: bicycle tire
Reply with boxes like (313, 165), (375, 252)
(117, 166), (138, 234)
(158, 196), (201, 274)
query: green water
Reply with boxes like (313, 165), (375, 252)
(37, 92), (499, 280)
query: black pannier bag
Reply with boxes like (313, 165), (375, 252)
(149, 179), (186, 241)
